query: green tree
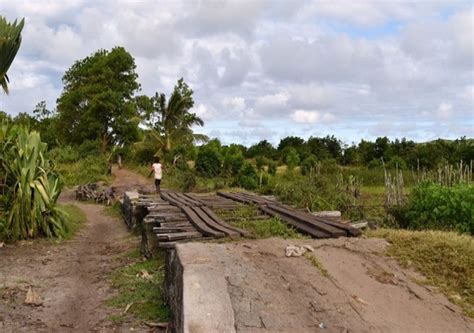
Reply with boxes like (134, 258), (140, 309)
(284, 147), (300, 170)
(0, 16), (24, 94)
(138, 78), (207, 156)
(56, 47), (140, 152)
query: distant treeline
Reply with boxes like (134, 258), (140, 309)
(205, 135), (473, 170)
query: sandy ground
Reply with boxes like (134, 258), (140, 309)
(212, 238), (474, 333)
(0, 167), (156, 332)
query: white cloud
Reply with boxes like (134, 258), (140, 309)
(291, 110), (335, 124)
(1, 0), (472, 143)
(436, 103), (454, 120)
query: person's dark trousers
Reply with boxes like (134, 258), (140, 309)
(155, 179), (161, 194)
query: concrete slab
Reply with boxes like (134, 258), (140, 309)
(168, 243), (236, 333)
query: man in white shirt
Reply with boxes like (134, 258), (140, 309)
(149, 157), (163, 194)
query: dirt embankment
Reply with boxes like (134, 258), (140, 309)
(212, 238), (474, 332)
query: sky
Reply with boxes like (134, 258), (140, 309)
(1, 0), (473, 146)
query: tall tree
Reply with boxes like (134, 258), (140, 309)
(56, 47), (140, 152)
(137, 78), (206, 155)
(0, 16), (24, 94)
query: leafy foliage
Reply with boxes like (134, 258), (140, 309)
(235, 162), (257, 190)
(56, 47), (140, 151)
(137, 78), (207, 157)
(392, 182), (473, 234)
(0, 125), (69, 241)
(0, 16), (24, 94)
(195, 146), (222, 178)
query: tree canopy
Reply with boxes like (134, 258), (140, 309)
(56, 47), (140, 151)
(137, 78), (206, 156)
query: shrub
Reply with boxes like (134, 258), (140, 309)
(386, 156), (407, 170)
(77, 139), (102, 158)
(195, 147), (222, 178)
(300, 155), (318, 176)
(368, 158), (383, 170)
(255, 156), (265, 171)
(223, 152), (244, 176)
(391, 182), (473, 234)
(235, 162), (257, 190)
(48, 146), (80, 163)
(130, 142), (156, 165)
(267, 160), (277, 176)
(284, 148), (300, 170)
(55, 155), (109, 186)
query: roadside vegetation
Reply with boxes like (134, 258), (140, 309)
(367, 228), (474, 317)
(106, 250), (169, 324)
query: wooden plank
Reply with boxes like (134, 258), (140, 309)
(217, 191), (253, 204)
(260, 206), (330, 239)
(156, 231), (202, 241)
(201, 206), (248, 237)
(310, 215), (362, 237)
(153, 226), (197, 233)
(181, 206), (225, 238)
(190, 207), (240, 237)
(159, 222), (193, 228)
(267, 204), (346, 237)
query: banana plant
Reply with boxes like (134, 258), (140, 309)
(0, 16), (24, 94)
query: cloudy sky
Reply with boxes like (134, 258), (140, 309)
(1, 0), (473, 145)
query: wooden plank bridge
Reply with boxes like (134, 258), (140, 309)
(122, 190), (361, 254)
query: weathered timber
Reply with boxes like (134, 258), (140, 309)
(200, 206), (248, 237)
(190, 206), (240, 237)
(267, 204), (346, 237)
(260, 206), (330, 238)
(180, 206), (225, 238)
(156, 232), (202, 241)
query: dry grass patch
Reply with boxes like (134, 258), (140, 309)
(367, 228), (474, 317)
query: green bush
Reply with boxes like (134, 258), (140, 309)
(223, 152), (244, 176)
(267, 160), (277, 175)
(255, 156), (265, 171)
(235, 162), (257, 190)
(195, 147), (222, 178)
(48, 146), (80, 163)
(300, 155), (318, 176)
(386, 156), (407, 170)
(392, 182), (473, 234)
(55, 155), (109, 186)
(283, 147), (300, 170)
(77, 139), (102, 159)
(410, 183), (473, 233)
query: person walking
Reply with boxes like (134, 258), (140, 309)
(149, 157), (163, 194)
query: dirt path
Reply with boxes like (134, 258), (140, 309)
(0, 166), (152, 332)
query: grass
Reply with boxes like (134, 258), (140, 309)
(217, 204), (306, 239)
(106, 250), (170, 323)
(304, 253), (330, 278)
(60, 204), (87, 239)
(56, 156), (112, 187)
(366, 228), (474, 317)
(105, 201), (123, 219)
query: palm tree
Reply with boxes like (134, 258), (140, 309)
(0, 16), (24, 94)
(139, 78), (208, 156)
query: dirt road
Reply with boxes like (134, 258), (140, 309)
(0, 167), (154, 332)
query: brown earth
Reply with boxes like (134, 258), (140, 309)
(0, 167), (156, 332)
(215, 237), (474, 332)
